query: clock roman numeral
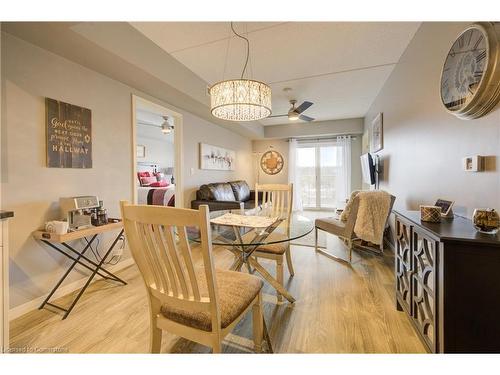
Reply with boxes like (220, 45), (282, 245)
(476, 50), (486, 63)
(473, 35), (483, 50)
(458, 34), (464, 49)
(474, 70), (483, 79)
(467, 30), (473, 46)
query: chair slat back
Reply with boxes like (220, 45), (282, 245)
(120, 202), (219, 318)
(255, 184), (293, 225)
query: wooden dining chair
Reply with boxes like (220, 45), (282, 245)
(252, 183), (294, 302)
(120, 201), (266, 353)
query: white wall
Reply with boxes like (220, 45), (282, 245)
(252, 139), (289, 185)
(363, 22), (500, 219)
(136, 109), (175, 173)
(136, 128), (174, 171)
(182, 111), (255, 206)
(1, 32), (253, 309)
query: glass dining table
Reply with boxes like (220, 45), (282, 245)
(187, 208), (314, 303)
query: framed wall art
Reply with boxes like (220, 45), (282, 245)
(199, 143), (235, 171)
(136, 145), (146, 159)
(46, 98), (92, 168)
(370, 112), (383, 153)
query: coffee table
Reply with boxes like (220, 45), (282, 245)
(187, 209), (314, 303)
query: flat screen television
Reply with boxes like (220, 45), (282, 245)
(360, 153), (376, 185)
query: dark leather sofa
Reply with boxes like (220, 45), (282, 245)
(191, 180), (261, 211)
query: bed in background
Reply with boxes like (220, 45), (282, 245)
(137, 162), (175, 207)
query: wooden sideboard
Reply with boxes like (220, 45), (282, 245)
(394, 210), (500, 353)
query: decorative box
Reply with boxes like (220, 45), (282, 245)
(420, 205), (441, 223)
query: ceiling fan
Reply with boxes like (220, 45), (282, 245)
(269, 100), (315, 122)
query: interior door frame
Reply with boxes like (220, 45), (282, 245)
(131, 95), (184, 207)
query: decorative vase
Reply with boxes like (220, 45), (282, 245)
(472, 208), (500, 234)
(420, 205), (442, 223)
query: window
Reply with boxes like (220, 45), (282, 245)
(297, 142), (346, 210)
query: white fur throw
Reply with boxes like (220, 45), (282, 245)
(353, 190), (392, 245)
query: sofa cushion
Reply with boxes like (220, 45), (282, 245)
(198, 183), (236, 202)
(229, 180), (250, 202)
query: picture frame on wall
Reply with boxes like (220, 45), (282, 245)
(46, 98), (92, 168)
(199, 143), (235, 171)
(136, 145), (146, 158)
(370, 112), (383, 153)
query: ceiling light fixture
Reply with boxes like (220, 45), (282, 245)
(209, 22), (272, 122)
(161, 115), (174, 134)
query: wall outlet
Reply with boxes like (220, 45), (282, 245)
(190, 167), (195, 176)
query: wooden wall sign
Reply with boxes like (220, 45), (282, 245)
(46, 98), (92, 168)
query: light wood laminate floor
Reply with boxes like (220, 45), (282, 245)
(10, 234), (425, 353)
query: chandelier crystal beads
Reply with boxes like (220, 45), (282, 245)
(210, 22), (272, 122)
(210, 79), (272, 121)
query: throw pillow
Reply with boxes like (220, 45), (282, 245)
(150, 181), (169, 188)
(340, 190), (361, 222)
(140, 176), (157, 186)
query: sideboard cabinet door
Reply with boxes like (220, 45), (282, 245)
(395, 218), (412, 314)
(411, 228), (439, 352)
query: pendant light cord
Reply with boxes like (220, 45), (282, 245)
(231, 22), (250, 79)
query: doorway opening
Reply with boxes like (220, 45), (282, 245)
(131, 95), (183, 207)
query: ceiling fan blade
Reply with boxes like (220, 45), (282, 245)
(267, 114), (288, 118)
(299, 114), (315, 122)
(295, 101), (313, 114)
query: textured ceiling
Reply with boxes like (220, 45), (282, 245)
(132, 22), (420, 125)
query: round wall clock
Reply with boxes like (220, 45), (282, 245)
(260, 150), (284, 175)
(440, 22), (500, 120)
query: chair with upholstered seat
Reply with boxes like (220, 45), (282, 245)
(120, 201), (267, 353)
(252, 183), (294, 302)
(315, 192), (396, 263)
(314, 195), (360, 263)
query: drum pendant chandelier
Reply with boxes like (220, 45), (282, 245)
(210, 23), (272, 122)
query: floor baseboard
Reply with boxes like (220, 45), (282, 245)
(9, 257), (135, 321)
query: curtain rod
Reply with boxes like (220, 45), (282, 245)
(287, 135), (358, 142)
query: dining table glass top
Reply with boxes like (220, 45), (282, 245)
(187, 208), (314, 247)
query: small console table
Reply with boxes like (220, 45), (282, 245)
(394, 210), (500, 353)
(33, 221), (127, 319)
